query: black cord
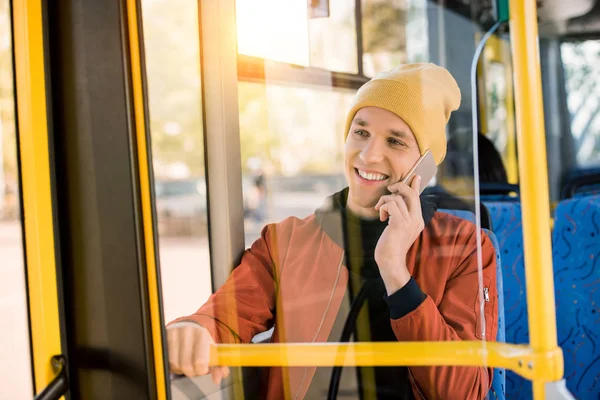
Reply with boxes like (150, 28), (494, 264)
(327, 279), (376, 400)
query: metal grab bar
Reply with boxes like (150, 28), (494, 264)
(33, 355), (68, 400)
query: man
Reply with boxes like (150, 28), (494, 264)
(167, 63), (498, 400)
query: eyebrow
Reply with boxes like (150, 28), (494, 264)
(352, 118), (413, 141)
(354, 118), (369, 127)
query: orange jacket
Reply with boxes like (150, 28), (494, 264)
(171, 210), (498, 400)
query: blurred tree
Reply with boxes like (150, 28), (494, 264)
(142, 0), (285, 177)
(0, 0), (17, 183)
(562, 41), (600, 166)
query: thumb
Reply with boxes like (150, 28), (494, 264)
(411, 175), (421, 192)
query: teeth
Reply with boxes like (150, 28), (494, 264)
(358, 169), (387, 181)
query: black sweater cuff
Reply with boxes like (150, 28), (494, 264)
(383, 277), (427, 320)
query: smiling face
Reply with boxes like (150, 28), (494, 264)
(344, 106), (421, 218)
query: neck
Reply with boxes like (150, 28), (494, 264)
(346, 194), (380, 220)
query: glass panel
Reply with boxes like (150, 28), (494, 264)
(561, 40), (600, 168)
(140, 0), (212, 332)
(167, 2), (493, 399)
(238, 81), (354, 243)
(236, 0), (359, 74)
(0, 1), (33, 398)
(308, 0), (358, 74)
(362, 0), (429, 77)
(479, 34), (517, 184)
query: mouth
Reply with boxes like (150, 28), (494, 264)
(354, 168), (390, 183)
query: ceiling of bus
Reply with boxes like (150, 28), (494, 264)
(555, 0), (600, 37)
(441, 0), (600, 38)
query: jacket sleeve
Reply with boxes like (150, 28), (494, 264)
(389, 227), (498, 400)
(167, 224), (279, 344)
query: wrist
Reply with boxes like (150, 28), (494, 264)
(379, 261), (411, 295)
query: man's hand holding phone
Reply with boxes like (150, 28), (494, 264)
(374, 175), (425, 295)
(373, 150), (436, 295)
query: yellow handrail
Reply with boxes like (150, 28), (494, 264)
(210, 341), (562, 382)
(509, 0), (563, 398)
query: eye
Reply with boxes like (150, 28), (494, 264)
(353, 129), (369, 138)
(388, 137), (407, 147)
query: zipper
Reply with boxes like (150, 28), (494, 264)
(294, 251), (345, 400)
(483, 287), (490, 303)
(408, 368), (427, 400)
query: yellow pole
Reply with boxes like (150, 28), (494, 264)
(13, 0), (63, 394)
(125, 1), (167, 398)
(508, 0), (562, 398)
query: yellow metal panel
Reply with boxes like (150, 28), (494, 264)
(509, 0), (564, 397)
(480, 33), (519, 184)
(210, 341), (563, 382)
(125, 0), (167, 398)
(501, 41), (519, 184)
(12, 0), (62, 393)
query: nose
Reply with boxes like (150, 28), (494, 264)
(359, 138), (384, 164)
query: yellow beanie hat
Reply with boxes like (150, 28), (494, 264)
(343, 63), (461, 165)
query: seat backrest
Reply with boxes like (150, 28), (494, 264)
(561, 169), (600, 199)
(484, 228), (506, 400)
(552, 195), (600, 399)
(438, 209), (506, 399)
(438, 208), (476, 224)
(481, 194), (520, 203)
(482, 201), (532, 399)
(423, 186), (493, 230)
(573, 183), (600, 198)
(480, 183), (520, 204)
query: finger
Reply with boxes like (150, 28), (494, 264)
(377, 194), (410, 219)
(193, 331), (211, 376)
(376, 194), (411, 211)
(380, 203), (389, 221)
(387, 175), (420, 196)
(210, 366), (229, 385)
(410, 175), (421, 192)
(375, 194), (396, 210)
(381, 199), (408, 225)
(388, 179), (421, 214)
(180, 328), (196, 376)
(386, 180), (410, 194)
(211, 367), (223, 385)
(385, 197), (409, 221)
(167, 329), (181, 374)
(407, 176), (423, 217)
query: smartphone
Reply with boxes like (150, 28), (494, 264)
(400, 149), (437, 194)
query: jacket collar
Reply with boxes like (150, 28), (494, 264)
(314, 187), (437, 248)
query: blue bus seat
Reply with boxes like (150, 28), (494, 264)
(438, 208), (476, 223)
(481, 194), (520, 203)
(561, 168), (600, 199)
(482, 201), (531, 399)
(485, 228), (506, 400)
(552, 195), (600, 399)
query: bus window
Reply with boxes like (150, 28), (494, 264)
(238, 81), (354, 244)
(236, 0), (359, 74)
(141, 0), (213, 326)
(0, 0), (33, 397)
(561, 40), (600, 168)
(362, 0), (429, 76)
